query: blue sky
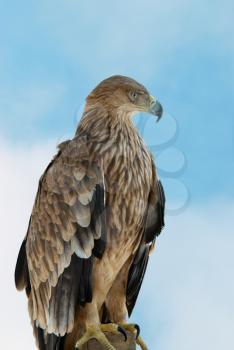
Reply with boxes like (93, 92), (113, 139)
(0, 1), (233, 349)
(0, 0), (233, 203)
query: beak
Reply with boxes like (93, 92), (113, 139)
(148, 95), (163, 122)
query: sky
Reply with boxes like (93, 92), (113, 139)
(0, 0), (233, 349)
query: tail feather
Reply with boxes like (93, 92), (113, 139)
(35, 326), (65, 350)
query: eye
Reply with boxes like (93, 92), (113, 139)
(128, 90), (138, 103)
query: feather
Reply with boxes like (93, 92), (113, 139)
(71, 200), (91, 228)
(144, 179), (166, 243)
(15, 76), (167, 350)
(15, 239), (29, 291)
(126, 245), (149, 316)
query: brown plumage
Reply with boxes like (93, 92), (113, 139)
(15, 75), (165, 350)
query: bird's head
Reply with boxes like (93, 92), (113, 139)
(86, 75), (163, 121)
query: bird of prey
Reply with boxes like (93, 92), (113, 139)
(15, 75), (165, 350)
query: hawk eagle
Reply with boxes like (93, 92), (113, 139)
(15, 75), (165, 350)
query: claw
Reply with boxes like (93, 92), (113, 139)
(118, 323), (148, 350)
(117, 325), (127, 342)
(134, 324), (140, 339)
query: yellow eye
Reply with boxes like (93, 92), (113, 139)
(128, 91), (138, 102)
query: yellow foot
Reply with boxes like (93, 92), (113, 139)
(119, 323), (148, 350)
(75, 323), (127, 350)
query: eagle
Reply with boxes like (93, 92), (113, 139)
(15, 75), (165, 350)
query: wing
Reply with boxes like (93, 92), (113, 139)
(126, 160), (165, 316)
(15, 136), (106, 337)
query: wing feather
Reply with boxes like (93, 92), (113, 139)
(15, 136), (106, 337)
(126, 160), (165, 316)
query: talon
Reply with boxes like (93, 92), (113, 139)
(134, 324), (140, 339)
(117, 325), (127, 342)
(136, 335), (148, 350)
(118, 323), (148, 350)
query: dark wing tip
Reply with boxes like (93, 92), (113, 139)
(157, 179), (166, 231)
(15, 240), (28, 291)
(126, 245), (150, 316)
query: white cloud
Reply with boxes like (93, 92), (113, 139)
(0, 138), (56, 349)
(0, 138), (233, 349)
(135, 202), (234, 349)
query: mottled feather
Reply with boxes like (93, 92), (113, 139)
(15, 75), (165, 350)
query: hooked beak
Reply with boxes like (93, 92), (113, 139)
(148, 95), (163, 122)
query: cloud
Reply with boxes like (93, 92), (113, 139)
(0, 138), (56, 349)
(135, 201), (234, 349)
(0, 137), (233, 349)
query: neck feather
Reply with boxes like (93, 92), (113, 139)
(76, 103), (138, 141)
